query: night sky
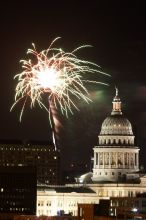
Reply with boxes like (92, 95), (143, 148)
(0, 1), (146, 171)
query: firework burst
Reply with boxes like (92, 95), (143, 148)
(11, 37), (109, 122)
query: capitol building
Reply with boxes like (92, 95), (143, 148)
(37, 89), (146, 216)
(92, 88), (139, 183)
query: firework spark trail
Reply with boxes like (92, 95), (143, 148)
(49, 98), (62, 150)
(11, 37), (110, 148)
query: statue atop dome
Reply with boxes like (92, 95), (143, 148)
(111, 87), (122, 115)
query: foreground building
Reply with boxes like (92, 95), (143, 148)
(36, 89), (146, 217)
(0, 166), (37, 220)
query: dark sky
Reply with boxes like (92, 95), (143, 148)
(0, 1), (146, 170)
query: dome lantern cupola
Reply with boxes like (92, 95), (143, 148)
(111, 87), (122, 115)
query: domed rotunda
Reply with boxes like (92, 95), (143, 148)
(92, 88), (140, 182)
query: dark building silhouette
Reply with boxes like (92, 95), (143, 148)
(0, 140), (60, 184)
(0, 166), (37, 217)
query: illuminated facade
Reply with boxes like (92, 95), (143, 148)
(0, 140), (60, 184)
(37, 185), (98, 216)
(37, 179), (146, 216)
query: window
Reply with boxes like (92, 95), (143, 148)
(142, 200), (146, 207)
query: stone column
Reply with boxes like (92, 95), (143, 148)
(109, 152), (111, 168)
(123, 152), (125, 168)
(137, 153), (139, 169)
(129, 153), (132, 168)
(103, 152), (105, 168)
(116, 152), (118, 168)
(99, 153), (102, 167)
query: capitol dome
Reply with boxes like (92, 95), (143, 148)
(100, 115), (133, 135)
(100, 87), (133, 136)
